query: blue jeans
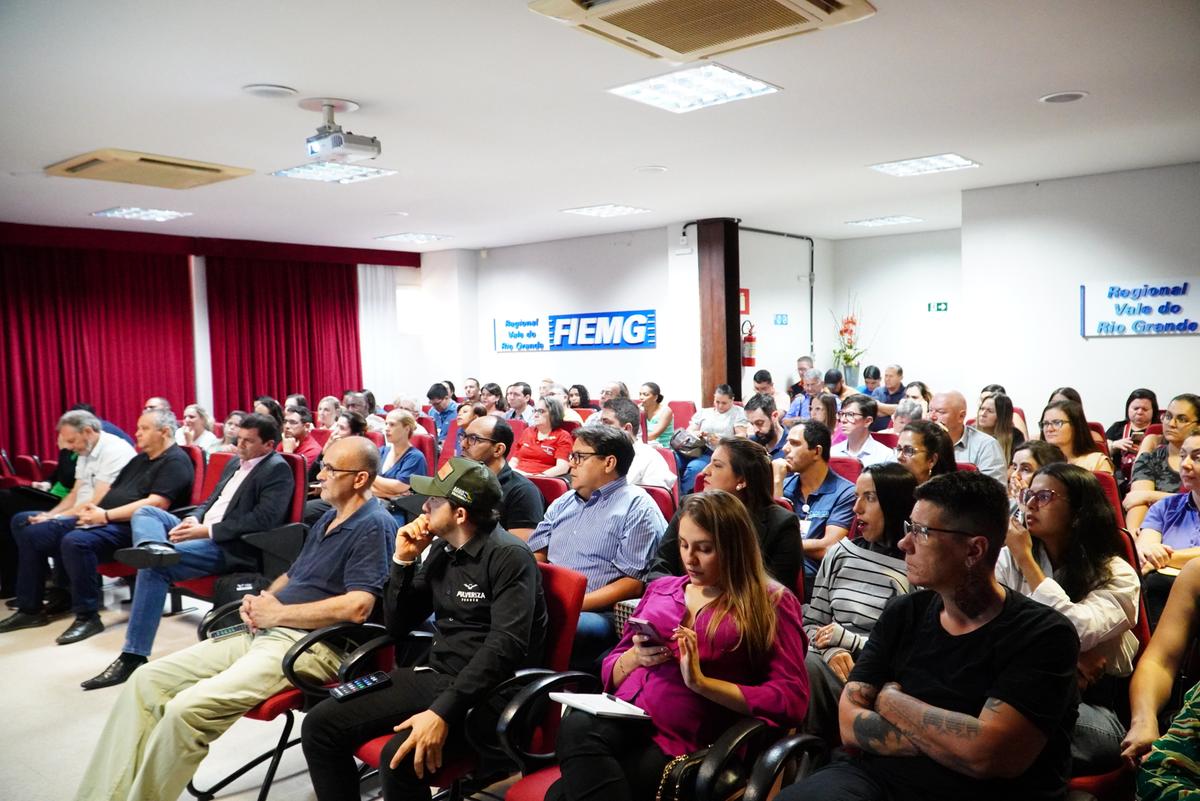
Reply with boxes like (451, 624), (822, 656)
(61, 523), (133, 614)
(571, 611), (617, 674)
(11, 511), (78, 612)
(124, 507), (226, 657)
(677, 451), (712, 495)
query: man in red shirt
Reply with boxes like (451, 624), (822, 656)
(280, 406), (322, 469)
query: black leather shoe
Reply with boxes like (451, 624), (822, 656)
(0, 610), (51, 633)
(115, 542), (182, 569)
(81, 655), (146, 690)
(56, 614), (104, 645)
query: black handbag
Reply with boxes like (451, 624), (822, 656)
(654, 747), (710, 801)
(669, 429), (705, 459)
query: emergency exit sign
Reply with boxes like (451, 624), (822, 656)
(927, 301), (949, 312)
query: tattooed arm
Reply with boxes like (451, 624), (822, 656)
(838, 681), (920, 756)
(875, 683), (1047, 778)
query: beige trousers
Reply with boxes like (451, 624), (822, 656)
(74, 626), (342, 801)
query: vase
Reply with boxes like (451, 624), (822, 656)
(842, 365), (860, 386)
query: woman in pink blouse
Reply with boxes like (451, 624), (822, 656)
(546, 490), (810, 801)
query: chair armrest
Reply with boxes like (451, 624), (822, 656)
(742, 734), (828, 801)
(281, 621), (388, 696)
(243, 523), (307, 579)
(462, 668), (555, 758)
(171, 505), (199, 518)
(197, 600), (245, 640)
(496, 670), (602, 773)
(338, 634), (397, 682)
(695, 718), (775, 801)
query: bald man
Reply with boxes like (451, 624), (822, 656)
(928, 391), (1006, 483)
(75, 436), (395, 801)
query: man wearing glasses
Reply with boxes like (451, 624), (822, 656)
(75, 436), (394, 801)
(459, 415), (544, 540)
(528, 426), (666, 672)
(830, 394), (895, 467)
(779, 471), (1080, 801)
(280, 406), (323, 469)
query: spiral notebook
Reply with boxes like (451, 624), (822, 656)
(548, 692), (650, 719)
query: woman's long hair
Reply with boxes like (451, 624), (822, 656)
(679, 491), (780, 662)
(1032, 463), (1122, 602)
(904, 420), (957, 477)
(861, 462), (917, 555)
(569, 384), (591, 409)
(715, 437), (773, 518)
(1040, 400), (1098, 456)
(982, 392), (1018, 462)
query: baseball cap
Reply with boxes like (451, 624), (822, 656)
(824, 369), (844, 389)
(409, 457), (501, 514)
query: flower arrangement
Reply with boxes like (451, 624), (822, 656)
(831, 301), (867, 369)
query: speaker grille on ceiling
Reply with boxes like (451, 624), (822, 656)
(45, 149), (252, 189)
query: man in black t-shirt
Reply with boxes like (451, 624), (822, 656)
(460, 415), (544, 539)
(6, 409), (194, 645)
(779, 471), (1080, 801)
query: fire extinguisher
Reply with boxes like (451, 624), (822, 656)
(741, 320), (756, 368)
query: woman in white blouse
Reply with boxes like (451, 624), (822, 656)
(174, 404), (219, 453)
(680, 384), (748, 494)
(997, 462), (1139, 774)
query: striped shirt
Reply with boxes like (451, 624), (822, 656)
(527, 476), (666, 594)
(803, 537), (910, 663)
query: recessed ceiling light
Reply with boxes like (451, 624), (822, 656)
(634, 165), (669, 174)
(845, 215), (925, 227)
(386, 211), (410, 217)
(1039, 90), (1089, 104)
(241, 83), (298, 98)
(271, 162), (396, 184)
(91, 207), (193, 222)
(608, 63), (780, 114)
(562, 204), (652, 218)
(869, 153), (979, 177)
(375, 233), (453, 245)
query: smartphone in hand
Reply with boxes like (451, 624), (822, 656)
(627, 617), (666, 646)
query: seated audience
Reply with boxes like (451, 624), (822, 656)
(830, 394), (894, 467)
(870, 364), (906, 431)
(142, 396), (171, 413)
(315, 396), (341, 430)
(345, 391), (385, 433)
(510, 397), (573, 478)
(639, 381), (674, 447)
(253, 395), (286, 431)
(505, 382), (536, 424)
(599, 397), (676, 490)
(808, 392), (839, 430)
(454, 402), (487, 456)
(72, 437), (393, 801)
(211, 410), (247, 454)
(175, 403), (219, 453)
(787, 355), (816, 399)
(300, 457), (546, 801)
(650, 437), (801, 591)
(0, 438), (76, 598)
(457, 377), (477, 405)
(783, 369), (825, 428)
(978, 383), (1030, 440)
(803, 462), (916, 744)
(1006, 440), (1067, 514)
(857, 364), (881, 395)
(929, 391), (1006, 482)
(1106, 388), (1159, 487)
(895, 420), (957, 485)
(1046, 386), (1107, 450)
(903, 380), (932, 415)
(479, 382), (507, 417)
(546, 384), (584, 424)
(824, 369), (854, 402)
(528, 426), (666, 672)
(546, 490), (809, 801)
(974, 391), (1024, 463)
(73, 402), (134, 446)
(1126, 393), (1200, 532)
(79, 413), (294, 690)
(280, 405), (323, 468)
(744, 394), (787, 459)
(460, 416), (544, 539)
(1039, 399), (1114, 474)
(1120, 559), (1200, 798)
(1136, 432), (1200, 627)
(285, 393), (308, 412)
(425, 383), (459, 445)
(880, 398), (922, 434)
(753, 368), (791, 412)
(567, 383), (591, 410)
(679, 384), (749, 494)
(309, 411), (368, 494)
(372, 409), (431, 525)
(772, 420), (856, 594)
(998, 463), (1139, 772)
(778, 471), (1080, 801)
(598, 381), (630, 404)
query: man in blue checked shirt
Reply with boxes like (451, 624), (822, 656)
(528, 425), (666, 673)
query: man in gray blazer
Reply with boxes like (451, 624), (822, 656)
(80, 413), (295, 690)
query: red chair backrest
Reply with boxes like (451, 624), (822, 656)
(773, 497), (794, 512)
(560, 421), (581, 436)
(437, 420), (459, 468)
(1146, 424), (1163, 436)
(640, 484), (676, 522)
(530, 562), (588, 753)
(310, 428), (332, 447)
(1115, 529), (1153, 660)
(529, 476), (570, 509)
(694, 471), (708, 492)
(870, 432), (898, 449)
(1087, 422), (1111, 458)
(411, 433), (436, 473)
(1092, 471), (1125, 530)
(213, 421), (224, 439)
(201, 452), (237, 501)
(828, 457), (862, 483)
(365, 431), (385, 448)
(1013, 407), (1026, 424)
(14, 454), (40, 481)
(639, 410), (648, 443)
(668, 400), (696, 433)
(653, 445), (679, 503)
(509, 419), (527, 443)
(956, 462), (978, 472)
(280, 452), (308, 524)
(576, 408), (594, 421)
(179, 444), (206, 506)
(416, 416), (435, 437)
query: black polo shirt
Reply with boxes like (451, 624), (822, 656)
(386, 524), (547, 723)
(497, 462), (545, 530)
(275, 498), (392, 609)
(100, 444), (194, 510)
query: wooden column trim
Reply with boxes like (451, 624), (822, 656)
(696, 218), (742, 402)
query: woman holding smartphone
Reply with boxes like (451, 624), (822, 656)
(546, 490), (809, 801)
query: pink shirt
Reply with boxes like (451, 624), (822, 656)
(601, 575), (810, 756)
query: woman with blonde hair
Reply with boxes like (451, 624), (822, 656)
(175, 404), (219, 453)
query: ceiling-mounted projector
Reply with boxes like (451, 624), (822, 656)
(301, 98), (382, 163)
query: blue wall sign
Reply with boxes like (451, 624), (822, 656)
(495, 309), (657, 352)
(1081, 279), (1198, 337)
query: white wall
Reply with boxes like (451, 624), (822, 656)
(961, 163), (1200, 424)
(830, 229), (964, 392)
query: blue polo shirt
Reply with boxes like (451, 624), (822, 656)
(783, 466), (857, 577)
(275, 497), (393, 611)
(870, 385), (906, 431)
(380, 445), (428, 484)
(1143, 492), (1200, 550)
(429, 401), (459, 444)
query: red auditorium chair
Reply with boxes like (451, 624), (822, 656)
(437, 421), (459, 468)
(346, 563), (587, 800)
(955, 462), (978, 472)
(870, 431), (898, 449)
(575, 408), (593, 421)
(198, 451), (236, 503)
(1092, 471), (1126, 530)
(213, 422), (223, 440)
(410, 432), (435, 471)
(508, 418), (527, 443)
(560, 420), (581, 435)
(0, 447), (32, 488)
(529, 475), (570, 509)
(668, 400), (697, 432)
(309, 428), (332, 448)
(828, 457), (862, 483)
(14, 454), (41, 482)
(640, 484), (676, 522)
(365, 430), (385, 448)
(694, 472), (707, 492)
(1088, 421), (1112, 458)
(652, 444), (679, 503)
(38, 458), (58, 480)
(638, 410), (648, 442)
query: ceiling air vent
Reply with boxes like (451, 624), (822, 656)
(530, 0), (875, 62)
(44, 149), (253, 190)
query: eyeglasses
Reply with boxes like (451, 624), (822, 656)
(903, 519), (976, 543)
(533, 408), (548, 415)
(461, 433), (496, 447)
(319, 464), (368, 476)
(836, 411), (865, 421)
(894, 445), (925, 458)
(1019, 488), (1064, 508)
(1039, 419), (1068, 431)
(1161, 411), (1197, 426)
(568, 451), (604, 465)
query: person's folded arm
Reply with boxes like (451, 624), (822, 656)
(103, 492), (174, 523)
(254, 589), (377, 629)
(838, 681), (920, 756)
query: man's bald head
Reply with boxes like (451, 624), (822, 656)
(929, 391), (968, 438)
(327, 436), (381, 484)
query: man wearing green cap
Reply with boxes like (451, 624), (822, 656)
(300, 457), (548, 801)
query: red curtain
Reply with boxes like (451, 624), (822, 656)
(0, 245), (196, 457)
(206, 256), (362, 417)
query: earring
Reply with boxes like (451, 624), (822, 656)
(737, 484), (745, 490)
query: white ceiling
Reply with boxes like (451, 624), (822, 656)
(2, 1), (1198, 253)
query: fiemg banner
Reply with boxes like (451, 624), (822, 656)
(1080, 279), (1198, 338)
(494, 309), (657, 353)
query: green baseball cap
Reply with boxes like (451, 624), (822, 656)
(409, 457), (501, 514)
